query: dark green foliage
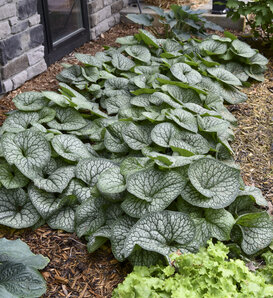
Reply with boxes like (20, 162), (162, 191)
(227, 0), (273, 47)
(127, 5), (223, 40)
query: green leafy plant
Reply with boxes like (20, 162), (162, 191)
(112, 240), (273, 297)
(0, 30), (272, 266)
(0, 238), (49, 297)
(258, 249), (273, 284)
(127, 5), (223, 40)
(227, 0), (273, 47)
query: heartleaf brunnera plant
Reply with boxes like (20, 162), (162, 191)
(0, 30), (272, 266)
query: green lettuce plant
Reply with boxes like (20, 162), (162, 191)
(0, 238), (49, 297)
(0, 30), (272, 266)
(112, 240), (273, 297)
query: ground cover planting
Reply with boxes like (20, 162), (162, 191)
(0, 26), (272, 285)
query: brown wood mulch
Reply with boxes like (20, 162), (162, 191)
(144, 0), (210, 9)
(0, 23), (272, 297)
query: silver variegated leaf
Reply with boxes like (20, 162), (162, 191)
(112, 53), (135, 71)
(0, 188), (40, 228)
(1, 131), (51, 179)
(75, 197), (105, 237)
(111, 215), (137, 261)
(12, 91), (48, 111)
(170, 63), (202, 85)
(33, 166), (75, 193)
(122, 123), (152, 150)
(125, 45), (151, 63)
(123, 211), (195, 258)
(47, 106), (87, 131)
(0, 161), (29, 189)
(120, 157), (154, 177)
(178, 198), (235, 246)
(76, 158), (116, 187)
(104, 122), (129, 153)
(185, 158), (240, 209)
(165, 108), (198, 133)
(236, 212), (273, 255)
(51, 134), (91, 161)
(97, 167), (126, 194)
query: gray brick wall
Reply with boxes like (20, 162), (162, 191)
(0, 0), (128, 94)
(0, 0), (46, 93)
(88, 0), (128, 39)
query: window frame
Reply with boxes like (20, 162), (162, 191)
(38, 0), (90, 65)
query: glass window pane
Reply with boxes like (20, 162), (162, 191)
(47, 0), (84, 43)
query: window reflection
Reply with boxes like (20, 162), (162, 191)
(47, 0), (83, 44)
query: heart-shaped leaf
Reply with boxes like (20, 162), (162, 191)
(75, 53), (103, 67)
(120, 157), (154, 177)
(51, 134), (91, 161)
(186, 158), (240, 208)
(112, 53), (135, 71)
(13, 92), (48, 111)
(207, 67), (242, 86)
(170, 130), (210, 156)
(105, 95), (131, 115)
(47, 195), (78, 233)
(0, 161), (29, 189)
(111, 215), (137, 261)
(0, 111), (40, 134)
(122, 123), (152, 150)
(0, 238), (49, 298)
(127, 168), (185, 203)
(170, 63), (202, 85)
(47, 107), (86, 131)
(97, 167), (126, 194)
(235, 212), (273, 255)
(151, 122), (180, 148)
(34, 166), (75, 193)
(125, 45), (151, 63)
(231, 39), (257, 58)
(162, 84), (202, 105)
(200, 39), (228, 55)
(104, 122), (129, 153)
(1, 131), (51, 179)
(76, 158), (116, 186)
(165, 108), (198, 133)
(123, 211), (195, 258)
(0, 188), (40, 228)
(178, 198), (235, 246)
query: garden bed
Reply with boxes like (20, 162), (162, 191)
(0, 23), (272, 297)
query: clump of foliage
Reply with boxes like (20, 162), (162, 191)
(112, 240), (273, 297)
(227, 0), (273, 48)
(0, 30), (272, 266)
(127, 5), (223, 40)
(0, 238), (49, 297)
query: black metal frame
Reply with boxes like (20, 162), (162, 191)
(212, 0), (228, 15)
(38, 0), (90, 66)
